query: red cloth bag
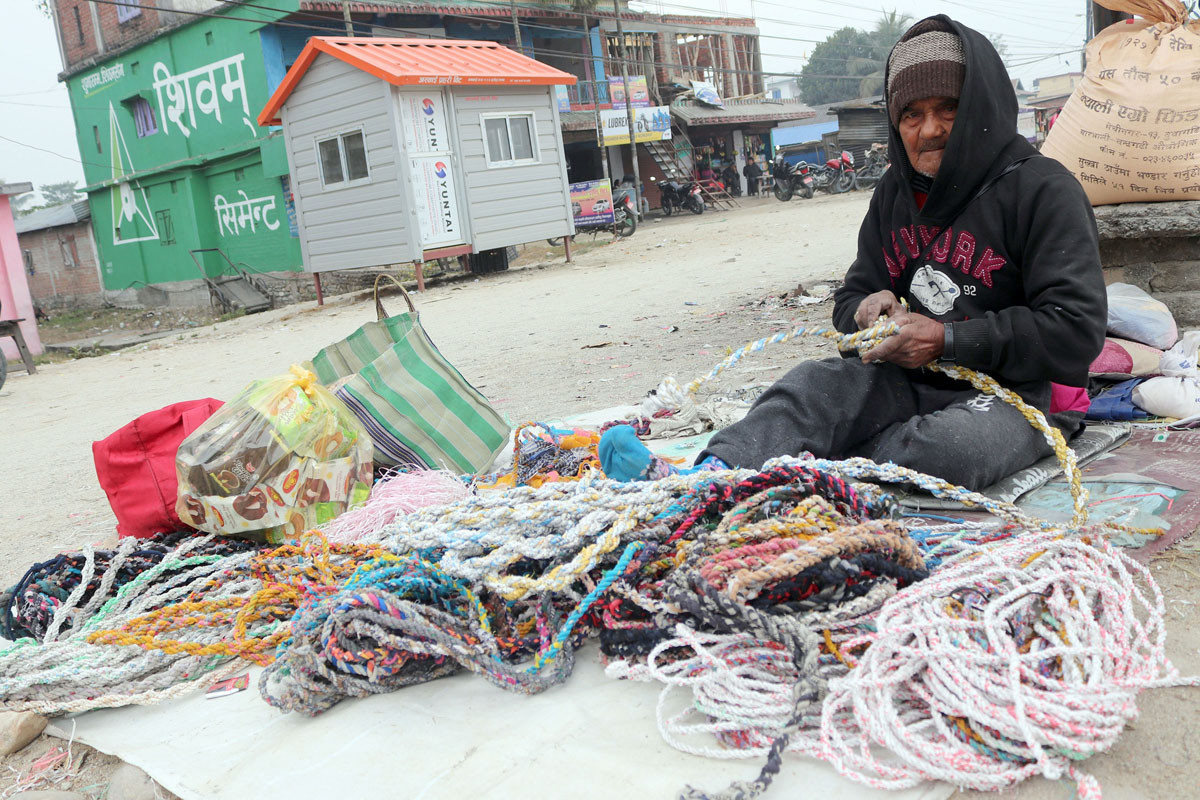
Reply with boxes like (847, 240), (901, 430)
(92, 399), (223, 539)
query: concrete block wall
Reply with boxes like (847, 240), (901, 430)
(1094, 201), (1200, 329)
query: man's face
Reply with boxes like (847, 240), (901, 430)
(899, 96), (958, 178)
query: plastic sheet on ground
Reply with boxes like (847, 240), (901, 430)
(47, 658), (952, 800)
(1018, 427), (1200, 559)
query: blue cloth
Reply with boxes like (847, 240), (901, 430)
(1086, 378), (1150, 421)
(600, 425), (729, 482)
(598, 425), (652, 482)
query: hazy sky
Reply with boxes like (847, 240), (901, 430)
(0, 1), (1088, 197)
(1, 2), (82, 194)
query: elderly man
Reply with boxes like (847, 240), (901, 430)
(600, 16), (1106, 490)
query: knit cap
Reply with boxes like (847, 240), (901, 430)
(887, 19), (965, 127)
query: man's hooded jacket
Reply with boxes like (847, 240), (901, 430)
(832, 15), (1107, 390)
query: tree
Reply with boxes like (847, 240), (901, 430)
(856, 11), (914, 98)
(798, 11), (913, 106)
(0, 179), (35, 215)
(989, 34), (1009, 63)
(40, 181), (81, 206)
(799, 27), (878, 106)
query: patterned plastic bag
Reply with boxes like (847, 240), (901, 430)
(175, 366), (373, 543)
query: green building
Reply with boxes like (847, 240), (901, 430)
(65, 0), (303, 292)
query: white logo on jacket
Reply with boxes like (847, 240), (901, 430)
(910, 264), (961, 316)
(966, 393), (996, 413)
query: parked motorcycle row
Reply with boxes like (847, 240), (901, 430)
(771, 142), (890, 202)
(552, 143), (875, 246)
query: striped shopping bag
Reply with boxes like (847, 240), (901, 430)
(310, 276), (510, 474)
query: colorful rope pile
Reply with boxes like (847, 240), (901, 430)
(1, 531), (262, 642)
(256, 462), (925, 716)
(0, 534), (388, 714)
(615, 529), (1200, 800)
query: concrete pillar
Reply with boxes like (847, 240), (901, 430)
(732, 129), (747, 195)
(87, 1), (105, 54)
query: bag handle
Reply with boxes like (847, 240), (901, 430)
(1093, 0), (1187, 26)
(374, 274), (416, 321)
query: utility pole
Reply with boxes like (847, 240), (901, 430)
(510, 0), (522, 52)
(583, 14), (612, 188)
(612, 0), (642, 218)
(342, 1), (354, 36)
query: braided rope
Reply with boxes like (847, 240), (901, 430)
(684, 320), (899, 396)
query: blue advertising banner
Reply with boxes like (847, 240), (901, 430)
(555, 84), (571, 112)
(569, 180), (615, 227)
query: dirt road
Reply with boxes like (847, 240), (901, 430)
(2, 190), (1197, 799)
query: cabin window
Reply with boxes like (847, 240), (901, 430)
(315, 129), (370, 188)
(481, 112), (538, 168)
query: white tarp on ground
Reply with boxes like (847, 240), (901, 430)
(49, 657), (952, 800)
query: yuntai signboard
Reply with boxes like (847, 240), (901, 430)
(411, 156), (463, 248)
(399, 91), (452, 154)
(400, 90), (464, 248)
(600, 106), (672, 147)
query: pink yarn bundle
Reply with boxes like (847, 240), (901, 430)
(323, 469), (471, 542)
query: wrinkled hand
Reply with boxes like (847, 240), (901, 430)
(854, 290), (904, 330)
(861, 312), (945, 368)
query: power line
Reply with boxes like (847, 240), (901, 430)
(647, 0), (1082, 48)
(82, 0), (846, 82)
(0, 133), (105, 172)
(299, 0), (1076, 75)
(276, 1), (1071, 81)
(0, 87), (69, 98)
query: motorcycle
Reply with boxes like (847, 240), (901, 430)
(814, 149), (856, 194)
(654, 176), (705, 215)
(547, 182), (637, 246)
(853, 143), (890, 191)
(771, 156), (813, 201)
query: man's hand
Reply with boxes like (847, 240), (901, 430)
(854, 290), (905, 330)
(861, 312), (945, 368)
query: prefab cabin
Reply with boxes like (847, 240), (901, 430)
(258, 38), (577, 284)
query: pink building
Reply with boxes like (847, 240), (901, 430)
(0, 182), (43, 368)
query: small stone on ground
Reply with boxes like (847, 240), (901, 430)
(0, 711), (48, 756)
(106, 764), (159, 800)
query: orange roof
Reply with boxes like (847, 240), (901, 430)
(258, 37), (577, 125)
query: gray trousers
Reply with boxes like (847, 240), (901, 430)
(701, 358), (1083, 491)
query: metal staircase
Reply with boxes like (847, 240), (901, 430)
(644, 127), (739, 210)
(645, 136), (692, 180)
